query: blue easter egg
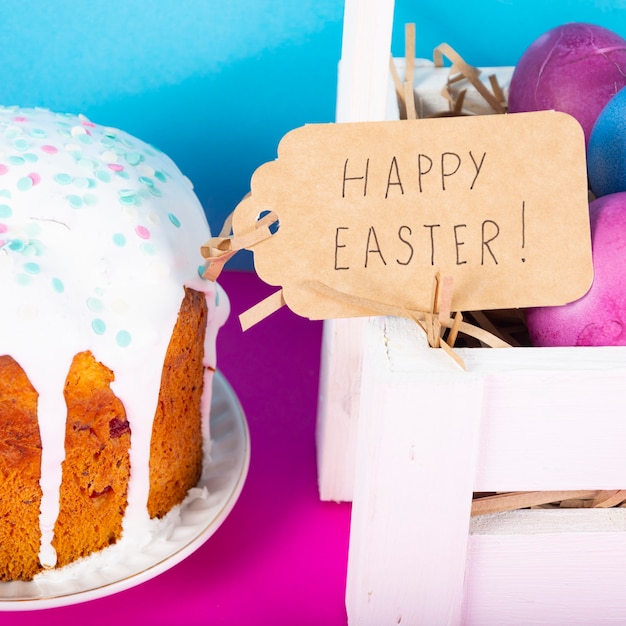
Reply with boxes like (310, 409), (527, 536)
(588, 87), (626, 197)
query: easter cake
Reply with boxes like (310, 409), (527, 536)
(0, 106), (228, 581)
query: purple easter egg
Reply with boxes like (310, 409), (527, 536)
(508, 23), (626, 146)
(527, 192), (626, 346)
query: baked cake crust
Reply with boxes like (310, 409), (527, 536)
(52, 350), (131, 568)
(0, 355), (43, 581)
(148, 286), (209, 519)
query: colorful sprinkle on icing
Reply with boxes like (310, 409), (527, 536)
(141, 242), (156, 256)
(17, 176), (33, 191)
(135, 225), (150, 239)
(125, 152), (143, 166)
(13, 138), (30, 152)
(92, 318), (106, 335)
(23, 262), (40, 274)
(77, 158), (97, 171)
(67, 195), (83, 209)
(116, 330), (131, 347)
(51, 277), (64, 293)
(111, 299), (129, 314)
(119, 191), (139, 206)
(147, 211), (160, 226)
(96, 170), (111, 183)
(54, 173), (72, 185)
(73, 177), (91, 189)
(86, 297), (104, 313)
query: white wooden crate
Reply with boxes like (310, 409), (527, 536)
(345, 317), (626, 624)
(316, 1), (626, 623)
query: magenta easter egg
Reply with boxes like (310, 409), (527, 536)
(508, 23), (626, 145)
(526, 192), (626, 346)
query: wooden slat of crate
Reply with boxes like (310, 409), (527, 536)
(464, 509), (626, 624)
(475, 362), (626, 491)
(346, 317), (484, 625)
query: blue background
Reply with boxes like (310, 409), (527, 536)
(2, 0), (626, 269)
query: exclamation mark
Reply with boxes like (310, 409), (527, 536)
(521, 200), (526, 263)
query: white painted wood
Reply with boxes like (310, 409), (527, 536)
(335, 0), (396, 124)
(475, 362), (626, 491)
(346, 317), (484, 625)
(316, 0), (395, 502)
(378, 321), (626, 492)
(464, 509), (626, 624)
(316, 317), (367, 501)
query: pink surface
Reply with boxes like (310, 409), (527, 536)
(2, 270), (351, 626)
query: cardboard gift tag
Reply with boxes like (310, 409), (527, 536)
(207, 111), (592, 330)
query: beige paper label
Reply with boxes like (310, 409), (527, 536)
(232, 111), (593, 321)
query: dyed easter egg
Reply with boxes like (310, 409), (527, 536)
(508, 23), (626, 146)
(526, 192), (626, 346)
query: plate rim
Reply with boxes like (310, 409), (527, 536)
(0, 370), (250, 611)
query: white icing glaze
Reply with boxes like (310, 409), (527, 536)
(0, 106), (229, 568)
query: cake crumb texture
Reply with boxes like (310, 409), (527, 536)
(52, 350), (131, 568)
(0, 355), (43, 581)
(148, 286), (208, 519)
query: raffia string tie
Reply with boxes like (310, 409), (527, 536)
(200, 210), (279, 281)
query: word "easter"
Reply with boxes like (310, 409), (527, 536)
(333, 220), (507, 270)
